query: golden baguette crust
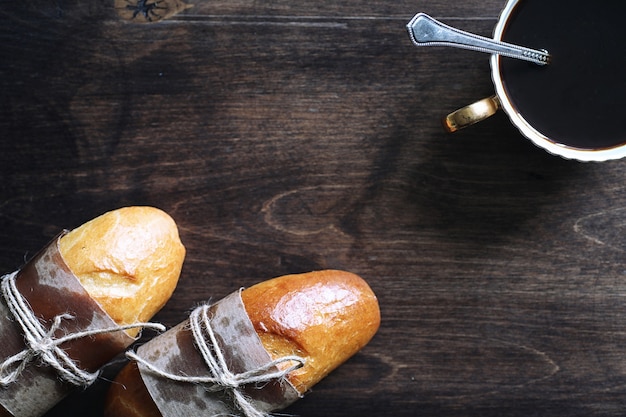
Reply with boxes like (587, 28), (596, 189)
(58, 206), (185, 337)
(241, 269), (380, 394)
(104, 270), (380, 417)
(106, 362), (161, 417)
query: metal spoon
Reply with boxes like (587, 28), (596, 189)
(406, 13), (550, 65)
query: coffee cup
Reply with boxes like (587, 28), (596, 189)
(428, 0), (626, 161)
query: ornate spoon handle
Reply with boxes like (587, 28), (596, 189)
(406, 13), (550, 65)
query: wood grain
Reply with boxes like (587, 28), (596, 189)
(2, 0), (626, 416)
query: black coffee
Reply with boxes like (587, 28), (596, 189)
(499, 1), (626, 150)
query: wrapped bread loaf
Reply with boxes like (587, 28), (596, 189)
(58, 206), (185, 337)
(105, 270), (380, 417)
(0, 206), (185, 417)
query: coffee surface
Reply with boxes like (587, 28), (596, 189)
(500, 1), (625, 150)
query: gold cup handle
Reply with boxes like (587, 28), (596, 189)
(442, 95), (501, 133)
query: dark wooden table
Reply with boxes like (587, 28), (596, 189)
(2, 0), (626, 416)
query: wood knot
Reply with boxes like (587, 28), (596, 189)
(115, 0), (192, 23)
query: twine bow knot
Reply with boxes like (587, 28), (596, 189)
(127, 304), (305, 417)
(0, 271), (165, 387)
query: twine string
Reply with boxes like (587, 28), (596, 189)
(127, 304), (305, 417)
(0, 271), (166, 387)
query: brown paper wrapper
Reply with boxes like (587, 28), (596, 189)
(136, 291), (301, 417)
(0, 234), (135, 417)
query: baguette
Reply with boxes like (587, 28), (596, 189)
(58, 206), (186, 337)
(0, 206), (185, 417)
(105, 269), (380, 417)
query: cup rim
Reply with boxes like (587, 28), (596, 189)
(490, 0), (626, 162)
